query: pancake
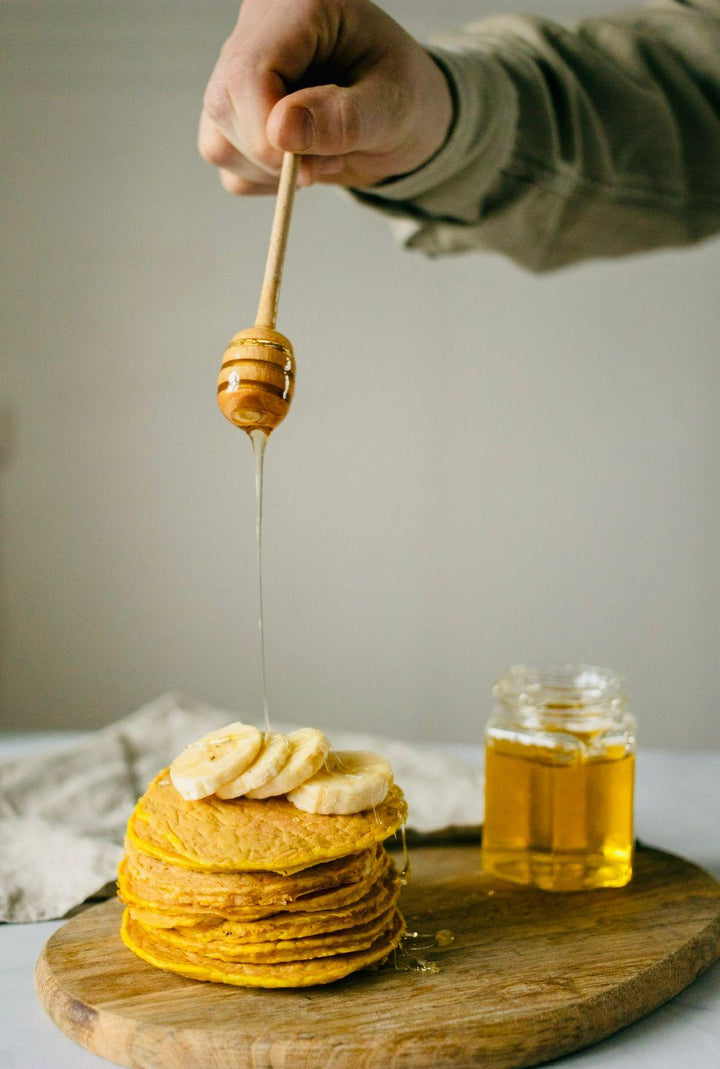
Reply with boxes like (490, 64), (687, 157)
(121, 908), (406, 988)
(120, 837), (384, 910)
(129, 865), (400, 946)
(118, 851), (391, 925)
(140, 903), (398, 964)
(131, 772), (407, 873)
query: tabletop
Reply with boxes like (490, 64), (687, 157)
(1, 733), (719, 1069)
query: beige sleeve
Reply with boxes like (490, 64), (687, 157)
(351, 0), (720, 271)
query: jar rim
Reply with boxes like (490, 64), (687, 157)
(493, 662), (627, 713)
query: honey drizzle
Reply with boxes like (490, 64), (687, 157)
(399, 824), (410, 884)
(249, 430), (270, 733)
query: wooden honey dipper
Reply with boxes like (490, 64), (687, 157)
(217, 152), (299, 436)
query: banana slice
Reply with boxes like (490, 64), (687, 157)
(215, 731), (292, 799)
(287, 750), (392, 815)
(170, 722), (263, 801)
(245, 728), (330, 799)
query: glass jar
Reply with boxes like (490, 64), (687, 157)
(481, 664), (636, 891)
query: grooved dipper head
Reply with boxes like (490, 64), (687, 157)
(217, 326), (295, 436)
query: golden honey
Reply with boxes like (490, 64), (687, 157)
(481, 665), (636, 891)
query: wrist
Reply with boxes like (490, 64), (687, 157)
(419, 52), (459, 169)
(374, 50), (455, 188)
(349, 45), (518, 211)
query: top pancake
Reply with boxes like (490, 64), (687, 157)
(133, 771), (407, 874)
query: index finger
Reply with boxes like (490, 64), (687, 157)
(202, 44), (286, 176)
(201, 0), (341, 174)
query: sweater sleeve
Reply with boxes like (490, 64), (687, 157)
(350, 0), (720, 271)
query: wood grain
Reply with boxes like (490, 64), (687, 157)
(35, 844), (720, 1069)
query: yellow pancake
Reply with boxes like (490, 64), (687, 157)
(120, 837), (383, 908)
(121, 908), (405, 988)
(118, 851), (391, 926)
(141, 903), (398, 964)
(132, 772), (406, 873)
(131, 866), (400, 946)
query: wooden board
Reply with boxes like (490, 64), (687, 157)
(36, 844), (720, 1069)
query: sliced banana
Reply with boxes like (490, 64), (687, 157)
(169, 722), (263, 801)
(215, 731), (292, 799)
(245, 728), (330, 799)
(287, 750), (392, 815)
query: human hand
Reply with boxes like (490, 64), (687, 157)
(199, 0), (453, 194)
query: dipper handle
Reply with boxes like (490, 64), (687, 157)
(255, 152), (300, 329)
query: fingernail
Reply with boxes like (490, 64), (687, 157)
(288, 106), (314, 152)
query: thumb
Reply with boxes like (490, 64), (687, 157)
(267, 79), (398, 157)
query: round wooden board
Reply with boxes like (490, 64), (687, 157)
(36, 844), (720, 1069)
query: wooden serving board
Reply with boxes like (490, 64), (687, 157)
(36, 844), (720, 1069)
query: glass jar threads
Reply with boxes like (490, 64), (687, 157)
(481, 664), (636, 891)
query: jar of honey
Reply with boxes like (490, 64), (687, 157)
(481, 664), (636, 891)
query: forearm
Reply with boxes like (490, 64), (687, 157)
(352, 0), (720, 270)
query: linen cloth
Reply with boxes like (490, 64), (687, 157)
(0, 692), (483, 923)
(352, 0), (720, 270)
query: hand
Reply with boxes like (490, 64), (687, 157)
(198, 0), (453, 194)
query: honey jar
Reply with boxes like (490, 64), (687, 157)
(481, 664), (636, 891)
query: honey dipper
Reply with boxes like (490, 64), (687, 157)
(217, 152), (299, 436)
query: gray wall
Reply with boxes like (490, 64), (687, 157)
(2, 1), (719, 746)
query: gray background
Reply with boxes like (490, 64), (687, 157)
(2, 0), (719, 745)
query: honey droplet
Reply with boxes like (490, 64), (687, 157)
(434, 929), (455, 947)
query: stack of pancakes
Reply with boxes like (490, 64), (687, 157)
(118, 769), (407, 987)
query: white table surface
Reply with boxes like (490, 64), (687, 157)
(1, 733), (719, 1069)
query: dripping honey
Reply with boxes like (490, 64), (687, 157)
(482, 665), (636, 892)
(249, 429), (270, 733)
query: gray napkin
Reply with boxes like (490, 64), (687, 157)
(0, 692), (483, 923)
